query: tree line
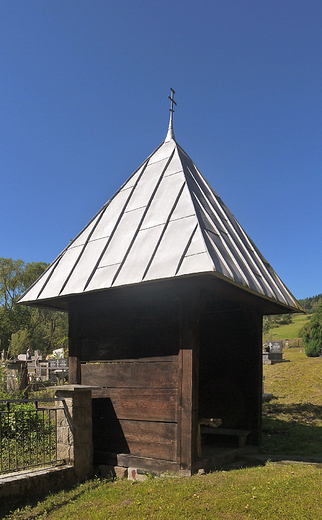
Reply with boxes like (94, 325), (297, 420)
(0, 258), (68, 359)
(298, 294), (322, 314)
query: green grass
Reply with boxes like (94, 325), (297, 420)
(2, 464), (322, 519)
(1, 349), (322, 519)
(263, 313), (310, 342)
(262, 348), (322, 456)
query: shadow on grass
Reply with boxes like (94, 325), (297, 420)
(262, 402), (322, 458)
(0, 478), (106, 520)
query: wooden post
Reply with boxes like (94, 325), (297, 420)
(177, 291), (201, 472)
(68, 306), (81, 384)
(250, 308), (263, 445)
(240, 307), (263, 445)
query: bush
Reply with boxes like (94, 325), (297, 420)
(300, 303), (322, 357)
(304, 338), (321, 357)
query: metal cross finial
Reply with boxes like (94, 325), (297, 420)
(165, 88), (177, 142)
(168, 88), (177, 114)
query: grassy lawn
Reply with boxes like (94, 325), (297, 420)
(262, 348), (322, 456)
(1, 349), (322, 519)
(1, 463), (322, 519)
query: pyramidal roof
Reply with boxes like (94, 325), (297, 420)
(19, 94), (300, 312)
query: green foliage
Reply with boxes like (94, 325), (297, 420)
(298, 293), (322, 314)
(9, 309), (68, 358)
(300, 303), (322, 357)
(0, 257), (68, 356)
(0, 401), (56, 473)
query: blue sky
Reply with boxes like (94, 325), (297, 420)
(1, 1), (321, 300)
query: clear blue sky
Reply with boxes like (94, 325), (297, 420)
(1, 1), (321, 301)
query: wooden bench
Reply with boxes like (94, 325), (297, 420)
(197, 418), (222, 457)
(200, 427), (252, 448)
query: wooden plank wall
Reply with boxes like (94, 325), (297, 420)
(81, 357), (179, 462)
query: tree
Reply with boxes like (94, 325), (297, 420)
(0, 258), (67, 356)
(9, 308), (68, 358)
(300, 302), (322, 357)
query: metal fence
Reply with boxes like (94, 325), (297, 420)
(0, 398), (65, 475)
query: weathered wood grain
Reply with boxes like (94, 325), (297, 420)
(94, 452), (191, 475)
(81, 359), (178, 388)
(91, 388), (178, 422)
(94, 419), (177, 461)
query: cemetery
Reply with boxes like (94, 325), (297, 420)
(1, 349), (68, 393)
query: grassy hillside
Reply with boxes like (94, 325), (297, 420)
(263, 313), (310, 342)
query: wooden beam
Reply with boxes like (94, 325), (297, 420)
(68, 307), (81, 384)
(81, 359), (178, 388)
(95, 452), (190, 476)
(91, 388), (178, 422)
(177, 291), (201, 470)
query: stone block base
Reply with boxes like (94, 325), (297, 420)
(128, 468), (149, 481)
(98, 465), (128, 479)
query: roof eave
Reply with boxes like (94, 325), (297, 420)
(17, 269), (303, 315)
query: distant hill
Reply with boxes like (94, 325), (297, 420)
(298, 293), (322, 314)
(263, 313), (310, 343)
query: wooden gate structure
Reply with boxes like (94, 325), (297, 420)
(19, 93), (302, 475)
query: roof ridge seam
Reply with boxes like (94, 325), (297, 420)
(83, 158), (150, 291)
(141, 181), (186, 281)
(111, 149), (177, 286)
(58, 204), (111, 296)
(184, 251), (207, 258)
(169, 213), (195, 222)
(177, 151), (215, 271)
(174, 224), (199, 276)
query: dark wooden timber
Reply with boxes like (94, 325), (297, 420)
(68, 310), (81, 384)
(91, 388), (178, 422)
(95, 452), (190, 476)
(200, 427), (252, 448)
(81, 358), (178, 389)
(177, 290), (202, 470)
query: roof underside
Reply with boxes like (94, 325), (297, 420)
(18, 134), (301, 313)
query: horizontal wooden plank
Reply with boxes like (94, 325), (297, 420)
(81, 360), (178, 388)
(121, 420), (177, 460)
(201, 428), (252, 448)
(91, 388), (178, 422)
(94, 419), (177, 461)
(201, 428), (251, 436)
(94, 452), (190, 475)
(82, 355), (178, 364)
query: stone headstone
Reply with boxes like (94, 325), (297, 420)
(263, 341), (284, 364)
(268, 341), (283, 353)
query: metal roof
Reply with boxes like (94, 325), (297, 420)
(19, 106), (301, 311)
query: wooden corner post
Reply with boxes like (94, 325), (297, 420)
(68, 305), (81, 384)
(177, 291), (201, 473)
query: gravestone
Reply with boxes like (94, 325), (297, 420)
(263, 341), (284, 364)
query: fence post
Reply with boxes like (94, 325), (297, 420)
(55, 385), (94, 481)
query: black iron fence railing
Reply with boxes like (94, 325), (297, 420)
(0, 399), (66, 475)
